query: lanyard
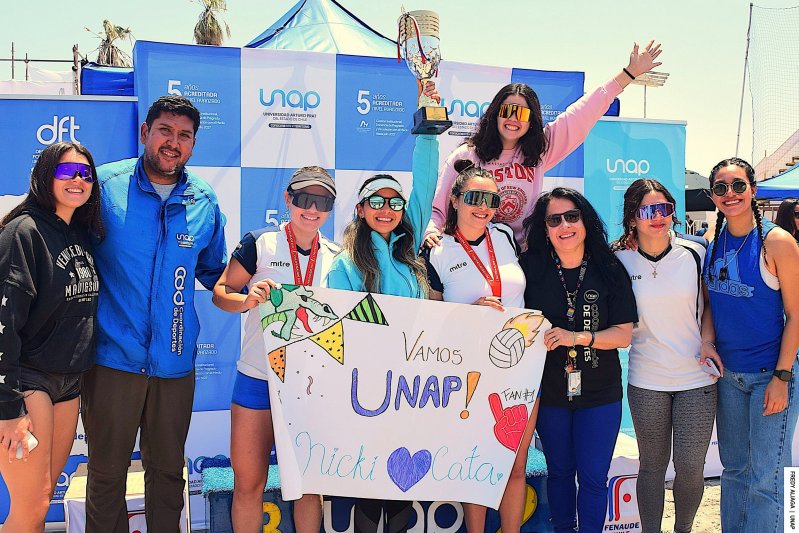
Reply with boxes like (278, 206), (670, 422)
(454, 228), (502, 298)
(284, 224), (319, 286)
(553, 253), (588, 327)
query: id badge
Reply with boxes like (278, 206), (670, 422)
(567, 369), (582, 398)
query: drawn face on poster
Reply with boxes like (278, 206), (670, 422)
(261, 286), (549, 508)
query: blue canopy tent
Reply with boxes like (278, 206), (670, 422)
(758, 164), (799, 200)
(245, 0), (396, 56)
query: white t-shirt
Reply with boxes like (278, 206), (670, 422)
(615, 234), (714, 391)
(424, 222), (525, 309)
(233, 222), (340, 380)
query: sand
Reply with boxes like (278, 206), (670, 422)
(660, 478), (721, 533)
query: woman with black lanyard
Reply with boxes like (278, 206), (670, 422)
(613, 179), (716, 533)
(423, 160), (532, 533)
(519, 187), (637, 533)
(212, 167), (339, 533)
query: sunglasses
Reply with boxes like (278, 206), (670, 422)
(364, 195), (406, 211)
(461, 190), (501, 209)
(289, 191), (335, 212)
(497, 103), (532, 122)
(545, 209), (582, 228)
(54, 162), (94, 183)
(711, 179), (749, 197)
(794, 211), (799, 219)
(636, 201), (675, 220)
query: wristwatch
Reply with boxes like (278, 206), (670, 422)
(773, 369), (793, 382)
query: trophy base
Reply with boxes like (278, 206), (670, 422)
(411, 106), (453, 135)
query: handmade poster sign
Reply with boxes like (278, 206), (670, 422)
(261, 285), (549, 508)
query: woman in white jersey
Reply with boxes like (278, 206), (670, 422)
(423, 160), (533, 533)
(212, 167), (339, 533)
(425, 41), (663, 246)
(613, 179), (717, 533)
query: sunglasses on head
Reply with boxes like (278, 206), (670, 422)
(364, 195), (406, 211)
(636, 201), (675, 220)
(461, 190), (501, 209)
(711, 179), (749, 197)
(54, 162), (94, 183)
(497, 103), (531, 122)
(545, 209), (582, 228)
(289, 191), (335, 212)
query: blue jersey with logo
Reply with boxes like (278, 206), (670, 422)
(704, 220), (783, 372)
(93, 157), (227, 377)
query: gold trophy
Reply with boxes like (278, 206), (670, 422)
(397, 9), (452, 135)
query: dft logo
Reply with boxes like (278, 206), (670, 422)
(606, 158), (650, 176)
(441, 98), (490, 118)
(607, 474), (637, 522)
(260, 88), (321, 111)
(36, 115), (80, 145)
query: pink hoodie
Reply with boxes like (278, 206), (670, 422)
(428, 78), (623, 245)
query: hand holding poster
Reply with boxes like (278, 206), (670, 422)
(261, 286), (549, 508)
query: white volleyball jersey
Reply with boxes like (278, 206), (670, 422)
(616, 234), (714, 391)
(233, 223), (340, 379)
(424, 222), (525, 309)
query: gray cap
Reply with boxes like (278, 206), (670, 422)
(287, 169), (336, 196)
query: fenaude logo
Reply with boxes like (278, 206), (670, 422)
(36, 116), (80, 145)
(606, 158), (650, 176)
(173, 266), (187, 306)
(259, 88), (320, 111)
(440, 98), (490, 118)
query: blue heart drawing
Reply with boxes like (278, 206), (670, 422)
(386, 447), (432, 492)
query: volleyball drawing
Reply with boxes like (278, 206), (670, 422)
(488, 312), (546, 368)
(489, 328), (526, 368)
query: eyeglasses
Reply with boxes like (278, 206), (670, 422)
(461, 190), (501, 209)
(545, 209), (582, 228)
(289, 191), (335, 212)
(636, 202), (675, 220)
(497, 103), (531, 122)
(364, 195), (406, 211)
(711, 179), (749, 197)
(54, 162), (94, 183)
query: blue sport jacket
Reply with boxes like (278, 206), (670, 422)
(93, 157), (227, 377)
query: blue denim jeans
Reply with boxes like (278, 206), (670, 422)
(716, 361), (799, 533)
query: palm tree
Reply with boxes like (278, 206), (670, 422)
(88, 20), (133, 67)
(194, 0), (231, 46)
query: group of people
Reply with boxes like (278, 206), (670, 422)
(0, 38), (797, 533)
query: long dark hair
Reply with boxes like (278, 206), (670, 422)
(341, 175), (429, 295)
(612, 178), (682, 250)
(1, 142), (104, 238)
(706, 157), (766, 281)
(467, 83), (547, 166)
(443, 159), (497, 235)
(774, 198), (798, 238)
(523, 187), (626, 288)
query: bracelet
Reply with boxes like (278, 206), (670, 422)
(623, 68), (636, 80)
(702, 340), (716, 349)
(588, 331), (595, 348)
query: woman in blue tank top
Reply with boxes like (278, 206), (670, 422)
(702, 157), (799, 533)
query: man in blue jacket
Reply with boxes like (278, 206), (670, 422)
(82, 95), (227, 533)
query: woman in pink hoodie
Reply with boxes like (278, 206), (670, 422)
(426, 41), (663, 249)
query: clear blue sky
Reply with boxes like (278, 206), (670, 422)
(4, 0), (798, 175)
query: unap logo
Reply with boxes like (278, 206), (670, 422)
(440, 98), (490, 118)
(36, 115), (80, 145)
(607, 474), (637, 522)
(259, 88), (320, 111)
(606, 158), (650, 176)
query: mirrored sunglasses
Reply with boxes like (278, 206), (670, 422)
(289, 191), (335, 212)
(365, 195), (405, 211)
(545, 209), (582, 228)
(711, 179), (748, 197)
(636, 202), (675, 220)
(54, 162), (94, 183)
(461, 190), (501, 209)
(497, 103), (531, 122)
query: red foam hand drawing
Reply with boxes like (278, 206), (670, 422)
(488, 392), (528, 452)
